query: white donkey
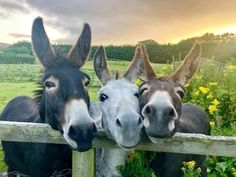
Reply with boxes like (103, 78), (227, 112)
(90, 46), (146, 177)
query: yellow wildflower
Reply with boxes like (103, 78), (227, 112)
(212, 99), (220, 106)
(186, 160), (196, 170)
(209, 121), (215, 127)
(209, 82), (218, 86)
(226, 64), (236, 71)
(194, 75), (203, 80)
(184, 83), (190, 88)
(193, 90), (199, 96)
(208, 105), (217, 114)
(207, 92), (213, 99)
(199, 86), (209, 94)
(135, 79), (142, 87)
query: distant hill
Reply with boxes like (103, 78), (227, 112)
(1, 33), (236, 64)
(0, 43), (10, 48)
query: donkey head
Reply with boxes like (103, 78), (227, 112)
(93, 46), (144, 150)
(32, 17), (96, 151)
(139, 44), (201, 141)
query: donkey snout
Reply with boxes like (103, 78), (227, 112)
(115, 114), (143, 129)
(142, 103), (177, 120)
(66, 121), (97, 151)
(68, 122), (97, 139)
(114, 114), (143, 149)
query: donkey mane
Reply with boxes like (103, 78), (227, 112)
(115, 71), (120, 80)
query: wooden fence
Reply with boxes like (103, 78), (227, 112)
(0, 121), (236, 177)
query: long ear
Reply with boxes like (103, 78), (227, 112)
(93, 46), (111, 85)
(141, 45), (156, 80)
(68, 23), (91, 68)
(123, 45), (145, 82)
(171, 43), (201, 86)
(32, 17), (55, 68)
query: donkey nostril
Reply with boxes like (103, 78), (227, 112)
(116, 118), (122, 128)
(167, 107), (175, 117)
(93, 123), (97, 132)
(145, 106), (152, 115)
(68, 125), (76, 137)
(169, 109), (174, 116)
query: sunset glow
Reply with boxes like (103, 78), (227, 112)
(1, 0), (236, 45)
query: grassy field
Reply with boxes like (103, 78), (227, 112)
(0, 60), (235, 176)
(0, 60), (162, 111)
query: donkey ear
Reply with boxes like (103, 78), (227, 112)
(171, 43), (201, 86)
(123, 46), (145, 82)
(32, 17), (55, 68)
(141, 45), (156, 80)
(93, 46), (111, 85)
(68, 23), (91, 68)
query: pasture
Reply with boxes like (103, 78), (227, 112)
(0, 59), (235, 176)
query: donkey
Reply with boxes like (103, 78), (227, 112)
(90, 46), (145, 177)
(139, 44), (210, 177)
(0, 17), (96, 177)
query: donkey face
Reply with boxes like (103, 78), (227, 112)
(139, 44), (201, 140)
(94, 46), (145, 150)
(32, 17), (96, 152)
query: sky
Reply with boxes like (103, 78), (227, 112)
(1, 0), (236, 45)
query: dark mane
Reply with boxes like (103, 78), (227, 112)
(33, 82), (44, 105)
(115, 71), (120, 80)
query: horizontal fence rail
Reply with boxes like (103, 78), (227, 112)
(0, 121), (236, 157)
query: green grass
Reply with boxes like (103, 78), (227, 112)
(0, 60), (162, 111)
(0, 82), (37, 111)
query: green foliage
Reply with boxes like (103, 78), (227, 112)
(3, 32), (236, 64)
(181, 161), (201, 177)
(90, 45), (136, 61)
(207, 157), (236, 177)
(53, 44), (71, 55)
(0, 41), (35, 64)
(0, 64), (40, 82)
(120, 151), (155, 177)
(0, 53), (35, 64)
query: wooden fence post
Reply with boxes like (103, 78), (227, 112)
(72, 149), (95, 177)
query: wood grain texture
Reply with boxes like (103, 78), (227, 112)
(0, 121), (235, 157)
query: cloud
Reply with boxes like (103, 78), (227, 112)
(8, 33), (30, 38)
(3, 0), (236, 44)
(0, 1), (29, 14)
(0, 12), (9, 19)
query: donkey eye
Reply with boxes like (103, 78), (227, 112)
(176, 89), (185, 99)
(83, 74), (90, 86)
(100, 94), (108, 102)
(134, 93), (139, 98)
(44, 81), (55, 89)
(140, 87), (148, 95)
(84, 78), (90, 86)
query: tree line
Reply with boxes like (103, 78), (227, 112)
(1, 33), (236, 64)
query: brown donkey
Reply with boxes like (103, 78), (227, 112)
(139, 44), (210, 177)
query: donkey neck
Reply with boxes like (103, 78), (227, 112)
(89, 102), (128, 177)
(96, 148), (127, 177)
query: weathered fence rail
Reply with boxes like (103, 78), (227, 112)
(0, 121), (236, 177)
